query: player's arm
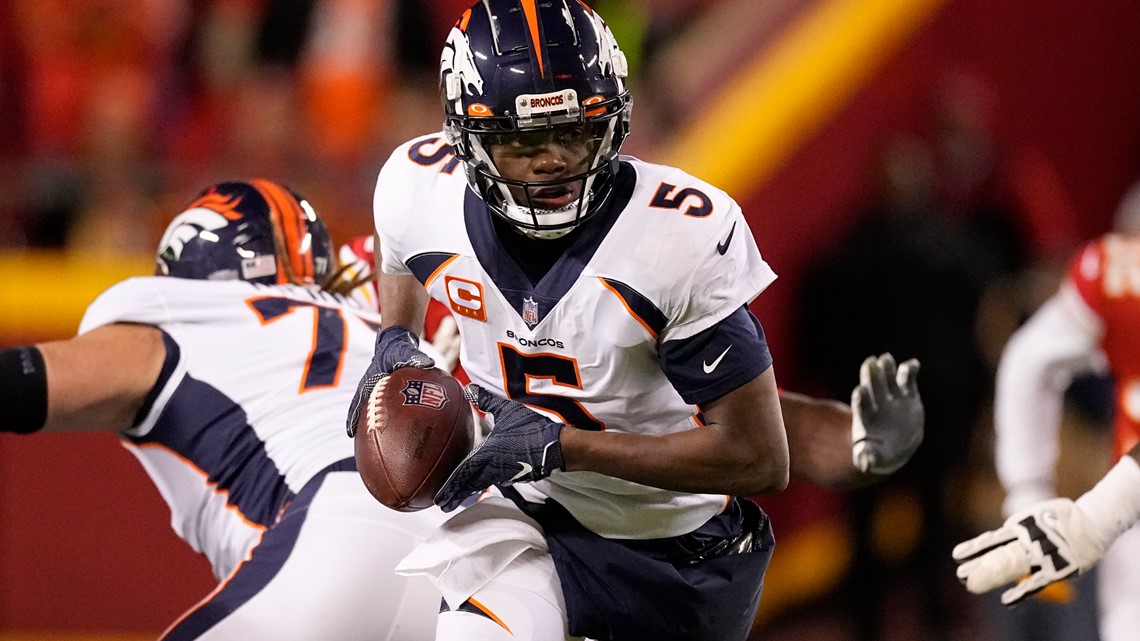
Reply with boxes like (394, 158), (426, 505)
(779, 392), (854, 488)
(345, 251), (436, 437)
(563, 365), (791, 496)
(994, 286), (1103, 515)
(953, 445), (1140, 605)
(434, 304), (794, 511)
(1, 323), (165, 434)
(782, 354), (923, 489)
(375, 247), (429, 336)
(449, 365), (790, 501)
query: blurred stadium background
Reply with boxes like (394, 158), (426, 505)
(2, 0), (1139, 639)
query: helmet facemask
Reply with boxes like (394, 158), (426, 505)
(478, 118), (619, 239)
(448, 94), (630, 239)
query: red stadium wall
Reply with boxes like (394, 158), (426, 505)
(0, 434), (215, 634)
(748, 0), (1140, 387)
(3, 0), (1140, 636)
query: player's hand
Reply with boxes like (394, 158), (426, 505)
(952, 497), (1104, 605)
(851, 353), (923, 475)
(434, 384), (565, 512)
(346, 326), (435, 437)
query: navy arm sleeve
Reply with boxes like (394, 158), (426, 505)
(658, 306), (772, 406)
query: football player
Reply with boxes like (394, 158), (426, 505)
(346, 2), (925, 640)
(954, 182), (1140, 641)
(337, 233), (464, 377)
(0, 180), (446, 640)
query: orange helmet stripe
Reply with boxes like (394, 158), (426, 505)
(250, 178), (312, 284)
(520, 0), (545, 78)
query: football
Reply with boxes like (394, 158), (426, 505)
(354, 367), (474, 511)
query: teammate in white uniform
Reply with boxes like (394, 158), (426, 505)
(954, 183), (1140, 641)
(343, 3), (926, 640)
(0, 180), (445, 640)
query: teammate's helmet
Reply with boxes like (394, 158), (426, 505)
(440, 0), (631, 239)
(155, 179), (334, 286)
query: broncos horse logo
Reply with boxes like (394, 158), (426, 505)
(156, 191), (244, 267)
(584, 8), (628, 82)
(440, 19), (485, 108)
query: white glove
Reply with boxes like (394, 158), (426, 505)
(851, 353), (923, 475)
(952, 498), (1099, 604)
(953, 456), (1140, 605)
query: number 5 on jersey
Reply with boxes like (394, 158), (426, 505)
(498, 343), (604, 431)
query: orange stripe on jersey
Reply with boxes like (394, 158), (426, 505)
(598, 277), (658, 340)
(467, 597), (513, 634)
(426, 254), (461, 288)
(123, 440), (269, 532)
(251, 178), (312, 284)
(157, 527), (267, 639)
(296, 304), (349, 394)
(457, 7), (472, 31)
(520, 0), (545, 78)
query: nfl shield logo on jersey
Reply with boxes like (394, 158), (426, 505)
(523, 297), (539, 327)
(401, 380), (449, 410)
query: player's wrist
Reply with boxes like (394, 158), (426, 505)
(1073, 455), (1140, 554)
(377, 325), (420, 347)
(1002, 483), (1057, 517)
(374, 325), (434, 374)
(1, 346), (48, 434)
(540, 421), (566, 476)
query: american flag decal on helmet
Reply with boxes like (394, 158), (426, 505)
(401, 379), (449, 410)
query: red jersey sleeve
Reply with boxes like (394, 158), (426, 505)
(1066, 238), (1107, 316)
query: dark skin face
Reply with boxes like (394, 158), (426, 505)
(486, 125), (600, 209)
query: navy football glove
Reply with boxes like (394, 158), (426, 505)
(345, 325), (435, 437)
(434, 384), (565, 512)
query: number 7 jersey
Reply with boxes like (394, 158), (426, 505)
(376, 135), (778, 539)
(78, 278), (384, 578)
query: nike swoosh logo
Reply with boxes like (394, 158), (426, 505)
(509, 462), (533, 483)
(716, 222), (737, 255)
(703, 345), (733, 374)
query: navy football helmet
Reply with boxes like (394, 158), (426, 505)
(155, 179), (334, 286)
(440, 0), (632, 239)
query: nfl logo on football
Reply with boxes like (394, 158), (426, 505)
(401, 380), (449, 409)
(523, 297), (539, 327)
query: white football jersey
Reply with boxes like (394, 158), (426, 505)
(375, 134), (777, 539)
(79, 278), (383, 578)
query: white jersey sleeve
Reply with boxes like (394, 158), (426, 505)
(658, 199), (777, 342)
(995, 284), (1106, 515)
(374, 134), (470, 278)
(81, 277), (188, 333)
